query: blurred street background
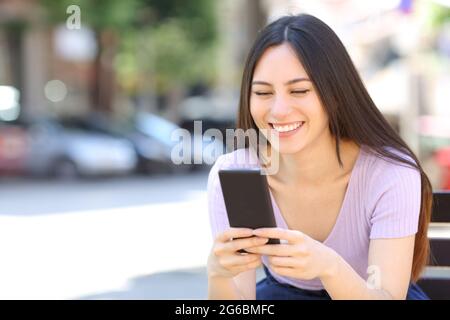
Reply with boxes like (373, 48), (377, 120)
(0, 0), (449, 299)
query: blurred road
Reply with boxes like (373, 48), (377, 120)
(0, 171), (218, 299)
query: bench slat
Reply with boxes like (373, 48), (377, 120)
(429, 238), (450, 266)
(417, 278), (450, 300)
(432, 192), (450, 223)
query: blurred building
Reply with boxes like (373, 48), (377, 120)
(0, 0), (95, 120)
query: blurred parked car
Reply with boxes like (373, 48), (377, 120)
(60, 112), (225, 174)
(0, 122), (28, 175)
(19, 118), (137, 179)
(56, 115), (174, 174)
(179, 94), (237, 137)
(134, 111), (225, 172)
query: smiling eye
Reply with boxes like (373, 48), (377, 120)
(291, 89), (310, 95)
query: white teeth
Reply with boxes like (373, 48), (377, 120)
(272, 122), (303, 133)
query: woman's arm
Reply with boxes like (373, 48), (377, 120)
(208, 269), (256, 300)
(323, 157), (422, 299)
(321, 235), (415, 300)
(246, 228), (416, 300)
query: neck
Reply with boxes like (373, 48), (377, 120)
(272, 135), (359, 187)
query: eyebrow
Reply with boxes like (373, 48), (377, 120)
(251, 77), (311, 86)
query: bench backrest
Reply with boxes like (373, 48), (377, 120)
(418, 192), (450, 300)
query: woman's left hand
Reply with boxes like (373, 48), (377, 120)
(244, 227), (339, 281)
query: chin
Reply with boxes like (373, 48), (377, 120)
(270, 140), (306, 155)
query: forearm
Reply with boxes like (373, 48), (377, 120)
(207, 276), (249, 300)
(321, 253), (393, 300)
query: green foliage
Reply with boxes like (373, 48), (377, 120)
(136, 0), (217, 44)
(115, 18), (218, 95)
(40, 0), (218, 95)
(426, 1), (450, 30)
(114, 0), (218, 95)
(41, 0), (139, 31)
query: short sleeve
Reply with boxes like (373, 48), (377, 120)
(368, 161), (422, 239)
(207, 155), (230, 241)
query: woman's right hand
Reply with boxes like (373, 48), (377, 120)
(207, 227), (269, 279)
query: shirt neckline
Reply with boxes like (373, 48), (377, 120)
(266, 145), (365, 244)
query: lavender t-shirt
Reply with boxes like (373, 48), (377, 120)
(207, 145), (421, 290)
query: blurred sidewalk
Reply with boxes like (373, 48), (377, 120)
(82, 267), (209, 300)
(0, 172), (220, 299)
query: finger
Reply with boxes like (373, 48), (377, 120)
(216, 228), (254, 242)
(232, 258), (262, 274)
(213, 237), (266, 256)
(245, 244), (294, 256)
(268, 256), (300, 268)
(245, 258), (263, 270)
(224, 236), (269, 253)
(221, 253), (261, 268)
(252, 228), (304, 244)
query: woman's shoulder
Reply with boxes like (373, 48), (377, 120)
(358, 146), (422, 238)
(361, 145), (418, 172)
(359, 145), (421, 192)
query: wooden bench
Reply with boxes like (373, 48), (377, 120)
(417, 192), (450, 299)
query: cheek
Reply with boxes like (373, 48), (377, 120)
(311, 109), (329, 129)
(308, 111), (330, 139)
(250, 102), (266, 124)
(249, 103), (256, 119)
(305, 97), (329, 129)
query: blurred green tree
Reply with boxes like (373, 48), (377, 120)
(427, 2), (450, 29)
(41, 0), (218, 117)
(116, 0), (218, 120)
(41, 0), (139, 112)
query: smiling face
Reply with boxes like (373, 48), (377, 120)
(250, 43), (331, 154)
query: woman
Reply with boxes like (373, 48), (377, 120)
(207, 14), (432, 300)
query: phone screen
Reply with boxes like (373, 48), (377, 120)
(218, 169), (280, 249)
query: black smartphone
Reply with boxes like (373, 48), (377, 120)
(218, 168), (280, 252)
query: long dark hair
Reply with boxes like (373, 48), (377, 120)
(236, 14), (432, 282)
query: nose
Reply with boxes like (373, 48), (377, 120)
(270, 95), (292, 120)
